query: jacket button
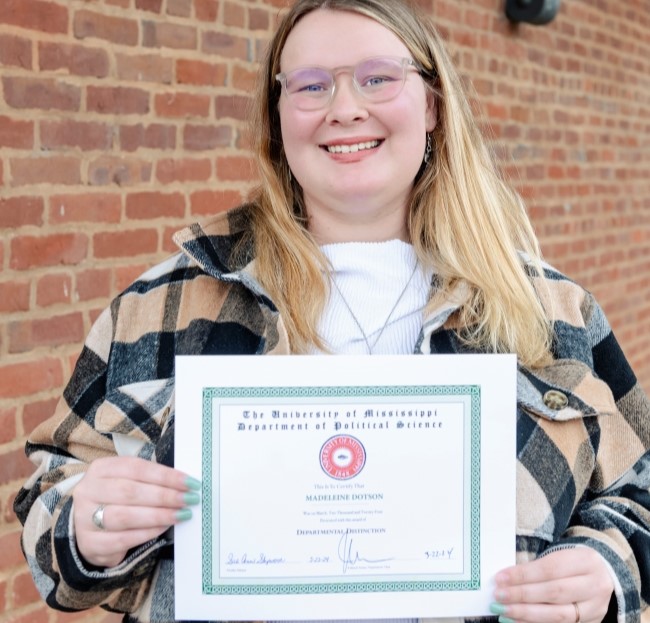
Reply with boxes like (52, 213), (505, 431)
(543, 390), (568, 410)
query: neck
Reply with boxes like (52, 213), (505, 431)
(304, 196), (410, 244)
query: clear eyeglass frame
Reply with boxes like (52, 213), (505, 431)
(275, 56), (424, 111)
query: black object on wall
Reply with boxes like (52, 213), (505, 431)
(505, 0), (561, 25)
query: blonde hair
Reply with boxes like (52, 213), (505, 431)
(248, 0), (552, 367)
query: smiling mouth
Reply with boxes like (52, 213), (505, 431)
(324, 140), (381, 154)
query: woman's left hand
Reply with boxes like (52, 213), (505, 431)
(492, 548), (614, 623)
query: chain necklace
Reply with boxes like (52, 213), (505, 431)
(330, 261), (419, 354)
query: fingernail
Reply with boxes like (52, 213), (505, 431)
(185, 476), (201, 491)
(175, 508), (192, 522)
(183, 492), (201, 506)
(490, 603), (508, 616)
(498, 617), (515, 623)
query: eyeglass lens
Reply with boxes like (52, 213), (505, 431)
(281, 57), (411, 110)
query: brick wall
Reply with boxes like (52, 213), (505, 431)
(1, 0), (648, 621)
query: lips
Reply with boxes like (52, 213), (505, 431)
(322, 139), (382, 154)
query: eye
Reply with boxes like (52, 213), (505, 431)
(362, 74), (395, 88)
(298, 82), (328, 93)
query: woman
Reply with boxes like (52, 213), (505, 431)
(15, 1), (650, 622)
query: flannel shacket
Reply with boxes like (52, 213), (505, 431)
(14, 205), (650, 623)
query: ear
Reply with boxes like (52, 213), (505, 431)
(425, 90), (437, 133)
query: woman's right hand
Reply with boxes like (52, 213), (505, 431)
(72, 456), (201, 568)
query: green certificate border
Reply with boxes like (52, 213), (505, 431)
(201, 385), (480, 595)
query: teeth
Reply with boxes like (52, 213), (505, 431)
(327, 140), (380, 154)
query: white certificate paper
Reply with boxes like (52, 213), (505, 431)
(175, 354), (516, 621)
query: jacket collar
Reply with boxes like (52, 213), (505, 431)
(172, 204), (271, 299)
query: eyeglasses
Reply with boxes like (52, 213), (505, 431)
(275, 56), (423, 111)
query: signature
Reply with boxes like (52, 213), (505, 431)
(226, 553), (285, 566)
(337, 529), (393, 573)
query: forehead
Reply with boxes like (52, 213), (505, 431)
(280, 9), (411, 69)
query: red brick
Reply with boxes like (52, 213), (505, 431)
(0, 407), (18, 445)
(216, 155), (253, 181)
(38, 41), (109, 78)
(126, 191), (186, 219)
(249, 8), (270, 31)
(49, 193), (122, 224)
(11, 571), (40, 608)
(73, 10), (139, 46)
(0, 34), (33, 69)
(10, 156), (82, 187)
(136, 0), (163, 12)
(36, 273), (73, 307)
(10, 233), (88, 270)
(22, 397), (59, 436)
(93, 229), (159, 259)
(190, 189), (241, 216)
(0, 196), (44, 228)
(183, 124), (232, 150)
(0, 115), (34, 149)
(154, 92), (210, 118)
(76, 268), (111, 302)
(143, 21), (198, 50)
(215, 94), (250, 121)
(0, 358), (63, 399)
(88, 156), (153, 186)
(0, 0), (68, 34)
(0, 282), (30, 313)
(232, 64), (258, 92)
(224, 2), (245, 28)
(3, 606), (50, 623)
(87, 86), (150, 115)
(176, 59), (227, 86)
(115, 264), (148, 292)
(168, 0), (192, 17)
(201, 32), (248, 58)
(156, 158), (212, 184)
(115, 53), (174, 84)
(41, 120), (112, 151)
(9, 312), (83, 352)
(119, 124), (176, 152)
(2, 76), (81, 112)
(195, 0), (219, 21)
(0, 530), (24, 568)
(163, 225), (181, 253)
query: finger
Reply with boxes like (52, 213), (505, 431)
(83, 478), (199, 509)
(500, 601), (577, 623)
(87, 503), (193, 532)
(495, 575), (589, 606)
(85, 456), (199, 492)
(496, 549), (598, 586)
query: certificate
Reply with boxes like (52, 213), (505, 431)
(175, 354), (516, 621)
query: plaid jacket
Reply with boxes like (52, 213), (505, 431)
(15, 205), (650, 623)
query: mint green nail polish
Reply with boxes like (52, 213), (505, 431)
(183, 492), (201, 506)
(498, 617), (515, 623)
(175, 508), (192, 522)
(490, 603), (508, 616)
(185, 476), (201, 491)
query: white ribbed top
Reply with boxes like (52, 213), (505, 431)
(314, 239), (431, 355)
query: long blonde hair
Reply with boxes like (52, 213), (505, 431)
(248, 0), (552, 367)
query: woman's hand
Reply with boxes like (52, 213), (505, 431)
(72, 456), (201, 568)
(491, 548), (614, 623)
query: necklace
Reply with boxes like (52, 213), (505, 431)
(330, 261), (419, 354)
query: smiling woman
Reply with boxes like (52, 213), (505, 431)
(13, 1), (650, 623)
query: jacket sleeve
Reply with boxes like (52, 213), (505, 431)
(545, 293), (650, 623)
(13, 305), (170, 613)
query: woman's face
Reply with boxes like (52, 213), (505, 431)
(278, 9), (437, 243)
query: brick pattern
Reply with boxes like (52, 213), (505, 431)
(1, 0), (648, 621)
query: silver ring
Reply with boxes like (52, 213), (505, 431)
(573, 602), (581, 623)
(92, 504), (106, 530)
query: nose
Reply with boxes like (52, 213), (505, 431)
(324, 75), (369, 125)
